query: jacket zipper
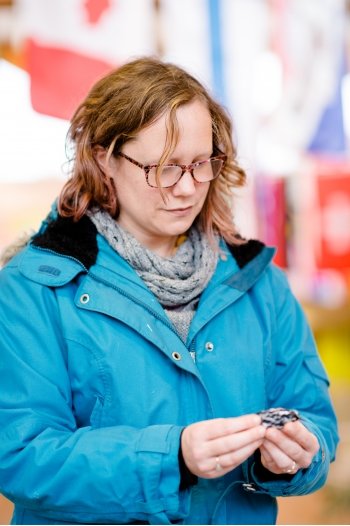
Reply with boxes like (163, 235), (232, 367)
(33, 246), (90, 272)
(189, 337), (196, 362)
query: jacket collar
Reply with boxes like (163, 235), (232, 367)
(31, 214), (268, 271)
(32, 215), (98, 270)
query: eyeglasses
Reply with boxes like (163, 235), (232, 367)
(117, 151), (227, 188)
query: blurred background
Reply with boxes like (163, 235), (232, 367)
(0, 0), (349, 523)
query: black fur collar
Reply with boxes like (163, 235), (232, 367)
(32, 215), (98, 269)
(229, 238), (265, 268)
(32, 215), (265, 270)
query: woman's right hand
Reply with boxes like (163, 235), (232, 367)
(181, 414), (265, 479)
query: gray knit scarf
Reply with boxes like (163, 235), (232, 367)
(89, 209), (218, 342)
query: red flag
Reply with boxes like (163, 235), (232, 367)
(26, 38), (113, 120)
(315, 160), (350, 269)
(18, 0), (155, 120)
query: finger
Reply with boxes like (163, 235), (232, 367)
(282, 421), (320, 454)
(265, 427), (302, 457)
(260, 444), (278, 472)
(204, 414), (262, 440)
(211, 438), (264, 473)
(207, 425), (266, 457)
(260, 438), (294, 472)
(259, 444), (274, 464)
(265, 426), (317, 468)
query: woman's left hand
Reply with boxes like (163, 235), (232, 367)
(259, 420), (320, 475)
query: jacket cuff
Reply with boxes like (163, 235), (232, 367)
(178, 431), (198, 490)
(135, 424), (192, 519)
(250, 419), (330, 497)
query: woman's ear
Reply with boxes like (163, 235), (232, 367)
(94, 146), (109, 174)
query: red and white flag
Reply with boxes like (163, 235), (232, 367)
(17, 0), (155, 120)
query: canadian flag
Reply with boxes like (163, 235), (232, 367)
(17, 0), (155, 120)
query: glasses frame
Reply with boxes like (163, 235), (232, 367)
(117, 151), (227, 188)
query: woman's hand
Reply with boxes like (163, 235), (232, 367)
(259, 420), (320, 475)
(181, 414), (265, 479)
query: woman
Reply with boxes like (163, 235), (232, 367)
(0, 57), (338, 525)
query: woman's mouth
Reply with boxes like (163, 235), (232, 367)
(166, 206), (193, 216)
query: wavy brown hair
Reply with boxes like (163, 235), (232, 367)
(58, 57), (246, 245)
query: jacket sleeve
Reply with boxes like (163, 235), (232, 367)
(0, 263), (190, 525)
(250, 265), (339, 497)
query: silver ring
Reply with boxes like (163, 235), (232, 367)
(215, 456), (222, 471)
(284, 460), (297, 474)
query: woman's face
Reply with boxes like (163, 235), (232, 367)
(102, 99), (213, 256)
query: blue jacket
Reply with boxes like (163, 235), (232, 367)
(0, 215), (338, 525)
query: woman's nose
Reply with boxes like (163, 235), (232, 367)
(172, 170), (196, 195)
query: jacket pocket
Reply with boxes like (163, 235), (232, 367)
(303, 354), (330, 386)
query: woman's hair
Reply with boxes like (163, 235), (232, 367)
(58, 56), (246, 245)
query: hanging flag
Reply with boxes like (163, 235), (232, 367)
(308, 53), (347, 154)
(255, 175), (289, 268)
(16, 0), (155, 120)
(254, 0), (346, 174)
(315, 160), (350, 270)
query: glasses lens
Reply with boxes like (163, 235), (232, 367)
(147, 165), (182, 188)
(211, 158), (224, 177)
(193, 158), (223, 182)
(147, 157), (225, 188)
